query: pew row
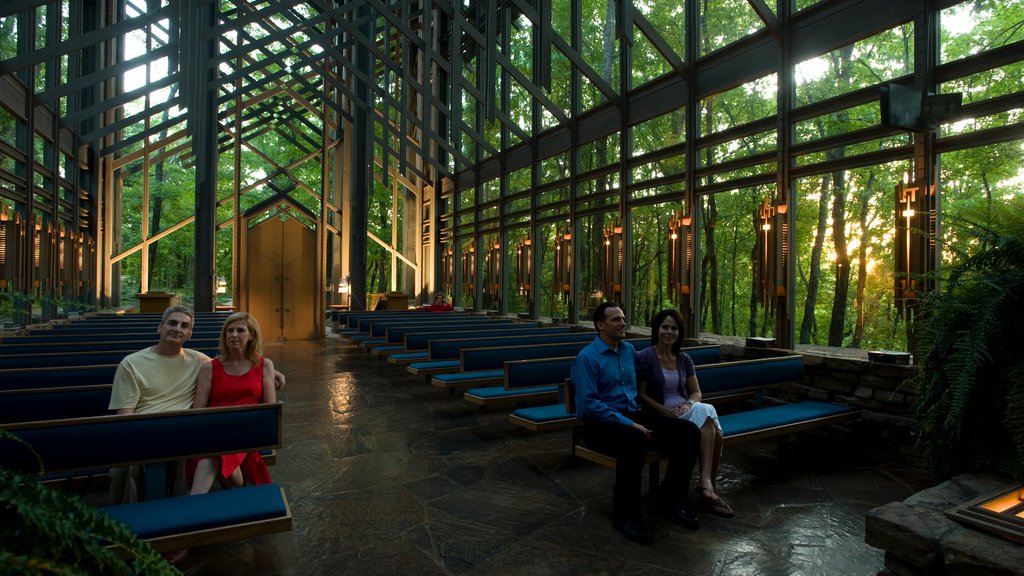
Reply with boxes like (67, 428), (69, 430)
(0, 403), (292, 553)
(404, 332), (599, 377)
(508, 354), (802, 433)
(563, 357), (859, 485)
(385, 326), (573, 364)
(465, 346), (721, 408)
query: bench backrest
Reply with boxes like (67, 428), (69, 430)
(0, 338), (220, 356)
(0, 346), (220, 370)
(407, 326), (570, 351)
(695, 355), (804, 395)
(508, 345), (721, 392)
(0, 385), (113, 423)
(0, 403), (282, 476)
(461, 338), (651, 372)
(36, 324), (223, 333)
(428, 331), (594, 360)
(369, 317), (516, 337)
(0, 364), (119, 391)
(386, 321), (538, 343)
(355, 314), (485, 332)
(333, 309), (421, 325)
(2, 332), (218, 344)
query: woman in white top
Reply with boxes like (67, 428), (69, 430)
(635, 309), (733, 517)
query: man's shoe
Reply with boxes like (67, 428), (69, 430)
(613, 519), (654, 545)
(659, 505), (699, 530)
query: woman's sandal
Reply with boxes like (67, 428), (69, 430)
(700, 487), (735, 518)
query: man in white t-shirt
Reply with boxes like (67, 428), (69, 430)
(107, 305), (211, 504)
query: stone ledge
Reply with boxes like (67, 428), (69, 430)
(866, 474), (1024, 576)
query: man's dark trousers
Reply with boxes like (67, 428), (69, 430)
(581, 412), (700, 522)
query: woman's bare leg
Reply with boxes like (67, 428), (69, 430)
(698, 419), (717, 492)
(190, 457), (220, 495)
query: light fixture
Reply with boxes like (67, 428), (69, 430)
(485, 241), (501, 302)
(216, 276), (228, 294)
(602, 219), (623, 304)
(667, 208), (693, 308)
(894, 173), (936, 319)
(516, 237), (532, 299)
(553, 227), (571, 303)
(755, 196), (788, 313)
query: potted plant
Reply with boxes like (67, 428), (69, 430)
(910, 197), (1024, 481)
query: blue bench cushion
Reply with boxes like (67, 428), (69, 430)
(719, 401), (856, 436)
(433, 370), (504, 384)
(102, 483), (287, 538)
(468, 385), (558, 399)
(511, 404), (574, 423)
(408, 360), (460, 371)
(389, 352), (428, 361)
(373, 345), (405, 352)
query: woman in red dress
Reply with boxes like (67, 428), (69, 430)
(190, 312), (277, 494)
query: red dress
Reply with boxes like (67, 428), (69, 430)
(192, 357), (272, 486)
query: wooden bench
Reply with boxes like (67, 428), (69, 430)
(404, 332), (599, 377)
(0, 385), (278, 488)
(0, 345), (220, 370)
(342, 315), (494, 343)
(0, 364), (120, 390)
(566, 356), (859, 488)
(431, 339), (651, 392)
(507, 346), (725, 430)
(0, 384), (114, 423)
(0, 403), (292, 553)
(386, 326), (573, 365)
(332, 309), (422, 331)
(358, 319), (523, 349)
(0, 338), (220, 356)
(471, 345), (721, 409)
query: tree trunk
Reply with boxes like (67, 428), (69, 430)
(799, 173), (830, 344)
(827, 164), (850, 347)
(703, 194), (720, 334)
(851, 186), (870, 348)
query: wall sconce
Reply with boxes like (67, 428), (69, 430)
(461, 244), (476, 293)
(216, 276), (228, 294)
(667, 208), (693, 308)
(894, 173), (935, 319)
(516, 238), (532, 299)
(602, 220), (623, 304)
(0, 208), (12, 290)
(440, 245), (455, 295)
(485, 241), (501, 301)
(553, 227), (572, 302)
(755, 196), (788, 313)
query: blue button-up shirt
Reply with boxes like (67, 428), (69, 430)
(572, 336), (638, 427)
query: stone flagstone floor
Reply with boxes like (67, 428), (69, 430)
(178, 336), (933, 576)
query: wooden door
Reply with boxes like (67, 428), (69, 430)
(246, 214), (316, 340)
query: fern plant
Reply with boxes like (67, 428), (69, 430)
(910, 197), (1024, 481)
(0, 431), (179, 576)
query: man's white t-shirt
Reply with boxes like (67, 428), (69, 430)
(108, 347), (211, 414)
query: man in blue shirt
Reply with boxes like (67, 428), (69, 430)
(573, 302), (700, 545)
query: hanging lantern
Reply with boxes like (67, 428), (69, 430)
(894, 174), (936, 320)
(667, 209), (693, 308)
(516, 237), (532, 299)
(553, 227), (571, 302)
(440, 244), (455, 295)
(485, 240), (501, 301)
(461, 243), (476, 293)
(602, 220), (623, 304)
(0, 208), (13, 290)
(755, 196), (788, 313)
